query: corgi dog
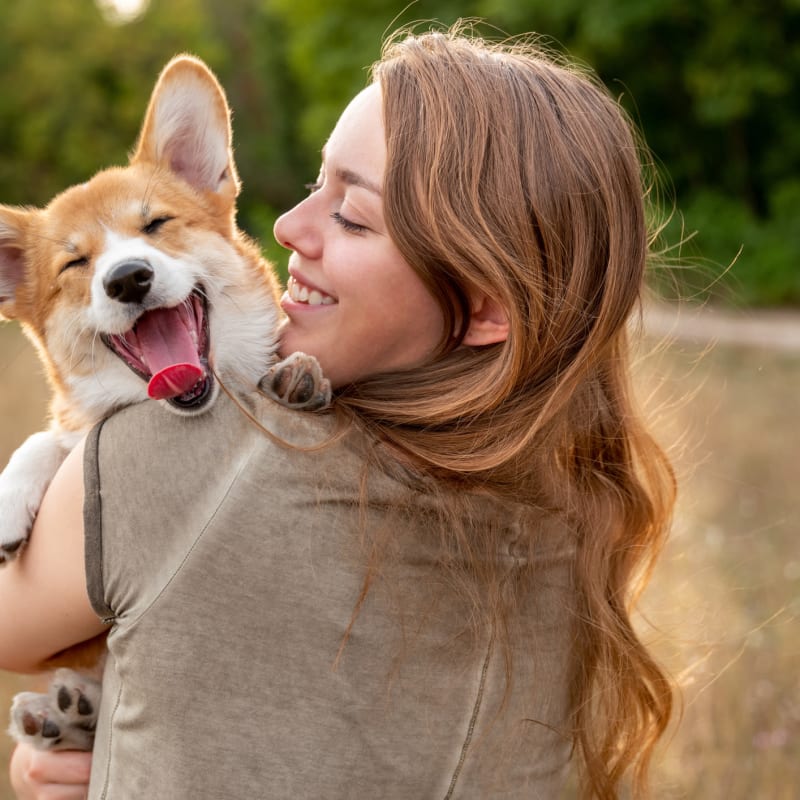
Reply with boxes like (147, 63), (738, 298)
(0, 56), (329, 749)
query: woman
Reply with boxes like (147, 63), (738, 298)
(6, 26), (675, 799)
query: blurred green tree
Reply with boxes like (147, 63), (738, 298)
(0, 0), (797, 304)
(476, 0), (800, 304)
(0, 0), (223, 206)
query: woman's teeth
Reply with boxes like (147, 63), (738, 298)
(288, 276), (335, 306)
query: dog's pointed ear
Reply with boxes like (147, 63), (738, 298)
(131, 55), (239, 199)
(0, 207), (29, 320)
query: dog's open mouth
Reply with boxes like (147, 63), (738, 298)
(101, 290), (212, 410)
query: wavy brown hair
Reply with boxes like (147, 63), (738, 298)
(333, 25), (676, 799)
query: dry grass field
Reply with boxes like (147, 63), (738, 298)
(0, 323), (50, 799)
(635, 334), (799, 798)
(0, 317), (797, 798)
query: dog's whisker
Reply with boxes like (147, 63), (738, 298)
(87, 331), (118, 397)
(89, 333), (102, 375)
(61, 315), (93, 373)
(66, 334), (88, 373)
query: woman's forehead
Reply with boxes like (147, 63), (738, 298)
(323, 85), (385, 181)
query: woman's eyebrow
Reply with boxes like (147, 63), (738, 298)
(335, 167), (382, 196)
(320, 147), (382, 195)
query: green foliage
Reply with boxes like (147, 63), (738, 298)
(0, 0), (797, 305)
(0, 0), (223, 205)
(477, 0), (800, 306)
(264, 0), (479, 158)
(657, 181), (800, 306)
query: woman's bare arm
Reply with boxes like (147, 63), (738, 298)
(0, 439), (106, 672)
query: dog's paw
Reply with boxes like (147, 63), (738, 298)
(8, 670), (101, 752)
(0, 431), (65, 564)
(9, 692), (64, 749)
(0, 489), (35, 565)
(259, 352), (332, 411)
(50, 668), (102, 737)
(0, 535), (27, 565)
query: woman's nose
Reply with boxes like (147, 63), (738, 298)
(273, 196), (322, 259)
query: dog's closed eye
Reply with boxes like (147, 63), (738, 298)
(60, 256), (89, 273)
(141, 216), (174, 236)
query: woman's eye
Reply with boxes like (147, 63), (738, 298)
(330, 211), (367, 234)
(142, 216), (173, 235)
(304, 181), (322, 194)
(60, 256), (88, 273)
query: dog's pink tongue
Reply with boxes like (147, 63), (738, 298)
(147, 364), (204, 400)
(136, 307), (204, 400)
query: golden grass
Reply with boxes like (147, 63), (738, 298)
(0, 323), (49, 799)
(0, 321), (797, 798)
(635, 339), (800, 798)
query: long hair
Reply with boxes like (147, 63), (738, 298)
(334, 26), (676, 799)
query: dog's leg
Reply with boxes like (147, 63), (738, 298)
(0, 431), (68, 563)
(8, 669), (101, 752)
(259, 352), (332, 411)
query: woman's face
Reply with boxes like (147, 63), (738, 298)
(273, 85), (445, 388)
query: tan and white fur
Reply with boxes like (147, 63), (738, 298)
(0, 56), (329, 749)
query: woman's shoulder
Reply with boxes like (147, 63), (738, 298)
(94, 386), (338, 450)
(85, 388), (348, 508)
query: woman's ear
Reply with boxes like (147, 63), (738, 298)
(462, 293), (509, 346)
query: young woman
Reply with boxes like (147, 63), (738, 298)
(5, 26), (675, 800)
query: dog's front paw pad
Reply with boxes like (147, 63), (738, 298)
(18, 709), (59, 739)
(9, 692), (64, 750)
(56, 684), (95, 717)
(21, 710), (61, 740)
(260, 352), (332, 411)
(267, 364), (298, 400)
(7, 670), (103, 751)
(283, 371), (315, 405)
(25, 711), (62, 740)
(50, 669), (101, 727)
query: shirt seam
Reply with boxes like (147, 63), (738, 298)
(443, 632), (495, 799)
(84, 418), (114, 622)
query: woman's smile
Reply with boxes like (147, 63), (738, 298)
(283, 274), (336, 307)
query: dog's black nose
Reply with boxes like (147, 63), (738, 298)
(104, 260), (154, 304)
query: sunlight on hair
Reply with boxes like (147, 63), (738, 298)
(95, 0), (149, 25)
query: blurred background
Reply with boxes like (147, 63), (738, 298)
(0, 0), (798, 797)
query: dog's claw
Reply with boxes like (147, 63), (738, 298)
(259, 352), (331, 411)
